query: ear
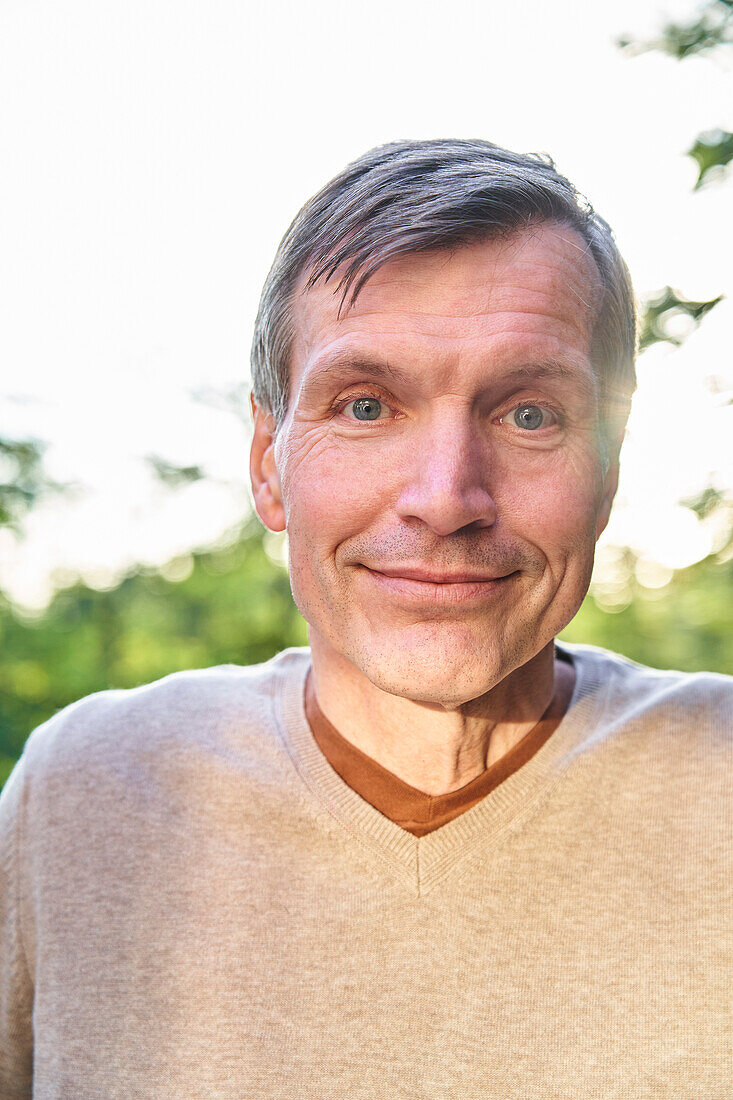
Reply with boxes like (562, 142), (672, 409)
(250, 395), (286, 532)
(595, 459), (620, 541)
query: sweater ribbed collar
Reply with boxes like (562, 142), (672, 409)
(275, 641), (611, 896)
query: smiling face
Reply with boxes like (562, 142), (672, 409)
(250, 222), (619, 706)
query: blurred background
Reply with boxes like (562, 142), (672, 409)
(1, 0), (732, 788)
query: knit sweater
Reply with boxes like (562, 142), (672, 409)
(0, 641), (731, 1098)
(304, 657), (574, 835)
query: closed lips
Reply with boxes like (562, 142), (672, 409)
(366, 568), (514, 583)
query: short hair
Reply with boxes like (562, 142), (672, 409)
(251, 138), (637, 464)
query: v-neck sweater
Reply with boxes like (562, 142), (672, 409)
(304, 655), (574, 836)
(1, 640), (731, 1097)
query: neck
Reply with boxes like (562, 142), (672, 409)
(307, 635), (575, 796)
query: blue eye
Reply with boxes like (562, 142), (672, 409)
(508, 404), (553, 430)
(345, 397), (385, 421)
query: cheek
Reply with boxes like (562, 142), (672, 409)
(283, 449), (393, 625)
(499, 457), (601, 556)
(282, 441), (394, 561)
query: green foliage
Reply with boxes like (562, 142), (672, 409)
(681, 485), (733, 520)
(0, 520), (307, 787)
(145, 456), (207, 488)
(688, 129), (733, 189)
(560, 555), (733, 675)
(619, 1), (732, 189)
(618, 0), (733, 59)
(638, 286), (724, 351)
(620, 2), (731, 544)
(0, 436), (66, 531)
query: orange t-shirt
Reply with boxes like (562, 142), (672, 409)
(305, 656), (575, 837)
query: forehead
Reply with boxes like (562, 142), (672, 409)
(289, 222), (602, 390)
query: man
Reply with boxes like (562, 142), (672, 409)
(1, 140), (730, 1097)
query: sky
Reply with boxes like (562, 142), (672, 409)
(1, 0), (731, 609)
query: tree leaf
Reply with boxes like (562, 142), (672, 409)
(687, 129), (733, 188)
(638, 287), (724, 351)
(618, 0), (733, 59)
(145, 456), (206, 488)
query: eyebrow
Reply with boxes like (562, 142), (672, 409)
(302, 353), (414, 392)
(498, 359), (598, 400)
(301, 351), (597, 402)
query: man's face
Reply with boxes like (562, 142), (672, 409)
(251, 222), (618, 706)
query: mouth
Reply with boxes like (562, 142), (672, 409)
(370, 566), (513, 583)
(359, 566), (518, 605)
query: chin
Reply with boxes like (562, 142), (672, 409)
(347, 626), (524, 708)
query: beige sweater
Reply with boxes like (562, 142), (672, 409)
(1, 641), (731, 1098)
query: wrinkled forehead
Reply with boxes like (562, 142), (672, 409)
(289, 222), (603, 371)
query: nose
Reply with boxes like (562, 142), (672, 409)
(395, 414), (497, 536)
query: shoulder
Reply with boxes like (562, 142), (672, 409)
(560, 639), (732, 706)
(16, 647), (312, 787)
(557, 639), (732, 760)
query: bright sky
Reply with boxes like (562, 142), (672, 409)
(1, 0), (731, 609)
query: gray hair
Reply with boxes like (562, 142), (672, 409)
(251, 139), (637, 463)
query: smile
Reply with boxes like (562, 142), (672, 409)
(359, 566), (517, 605)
